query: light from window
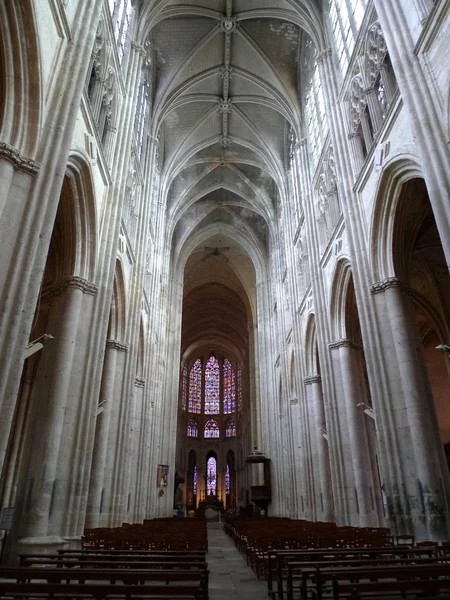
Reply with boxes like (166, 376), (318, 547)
(223, 359), (236, 413)
(205, 356), (220, 414)
(181, 364), (187, 411)
(225, 464), (230, 495)
(237, 364), (243, 412)
(204, 419), (220, 439)
(135, 68), (150, 159)
(188, 359), (202, 414)
(109, 0), (133, 64)
(187, 418), (198, 438)
(226, 418), (236, 438)
(207, 457), (217, 495)
(193, 465), (197, 495)
(329, 0), (367, 74)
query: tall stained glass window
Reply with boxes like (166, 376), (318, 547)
(193, 465), (197, 495)
(226, 418), (236, 438)
(181, 364), (188, 411)
(187, 419), (199, 438)
(207, 457), (217, 496)
(329, 0), (366, 74)
(205, 356), (220, 414)
(204, 419), (220, 439)
(223, 359), (236, 413)
(225, 464), (230, 495)
(109, 0), (134, 64)
(188, 359), (202, 414)
(237, 364), (243, 412)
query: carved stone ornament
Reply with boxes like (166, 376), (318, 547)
(106, 339), (129, 352)
(329, 339), (362, 351)
(349, 75), (367, 132)
(365, 22), (388, 86)
(53, 276), (98, 297)
(304, 375), (321, 385)
(219, 98), (232, 114)
(220, 17), (237, 33)
(135, 378), (146, 388)
(370, 276), (403, 295)
(0, 142), (40, 175)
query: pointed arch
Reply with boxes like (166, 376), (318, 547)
(0, 0), (42, 155)
(329, 257), (354, 342)
(304, 313), (318, 377)
(109, 259), (127, 341)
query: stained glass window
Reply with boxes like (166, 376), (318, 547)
(193, 465), (197, 495)
(188, 359), (202, 414)
(207, 457), (217, 496)
(187, 419), (199, 438)
(377, 78), (386, 110)
(204, 419), (220, 439)
(226, 418), (236, 438)
(205, 356), (220, 414)
(223, 359), (236, 413)
(237, 364), (243, 412)
(225, 464), (230, 495)
(181, 364), (188, 411)
(329, 0), (367, 74)
(109, 0), (133, 64)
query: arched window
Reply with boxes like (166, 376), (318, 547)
(205, 356), (220, 414)
(193, 465), (197, 495)
(237, 364), (243, 412)
(134, 38), (151, 160)
(225, 463), (230, 495)
(301, 36), (328, 169)
(188, 359), (202, 414)
(187, 419), (199, 438)
(207, 456), (217, 495)
(204, 419), (220, 439)
(108, 0), (133, 64)
(181, 364), (188, 411)
(329, 0), (367, 73)
(226, 418), (236, 438)
(223, 359), (236, 413)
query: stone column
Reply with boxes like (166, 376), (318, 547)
(304, 376), (334, 522)
(130, 378), (146, 523)
(329, 340), (380, 527)
(371, 278), (450, 539)
(11, 277), (98, 550)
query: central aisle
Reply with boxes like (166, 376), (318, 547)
(206, 523), (269, 599)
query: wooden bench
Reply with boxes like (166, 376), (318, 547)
(0, 581), (204, 600)
(308, 563), (450, 600)
(268, 546), (438, 600)
(286, 556), (450, 600)
(329, 577), (450, 599)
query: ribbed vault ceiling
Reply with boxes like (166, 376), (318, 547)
(138, 0), (323, 359)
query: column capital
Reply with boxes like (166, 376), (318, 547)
(370, 276), (404, 295)
(329, 339), (362, 351)
(106, 339), (128, 352)
(52, 276), (98, 297)
(317, 48), (332, 64)
(304, 374), (321, 385)
(131, 41), (146, 56)
(0, 142), (41, 175)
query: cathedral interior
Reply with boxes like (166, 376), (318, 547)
(0, 0), (450, 559)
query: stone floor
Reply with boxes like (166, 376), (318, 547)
(207, 523), (269, 599)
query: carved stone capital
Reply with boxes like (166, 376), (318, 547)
(370, 277), (403, 295)
(135, 377), (146, 388)
(131, 41), (146, 56)
(304, 375), (321, 385)
(290, 397), (299, 405)
(329, 339), (362, 351)
(52, 276), (98, 297)
(0, 142), (41, 175)
(106, 339), (128, 352)
(317, 48), (332, 64)
(295, 138), (307, 152)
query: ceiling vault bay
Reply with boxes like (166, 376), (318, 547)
(137, 0), (325, 355)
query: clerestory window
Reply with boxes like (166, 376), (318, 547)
(329, 0), (367, 74)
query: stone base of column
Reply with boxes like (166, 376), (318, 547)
(9, 535), (82, 559)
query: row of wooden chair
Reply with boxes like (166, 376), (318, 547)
(83, 518), (208, 552)
(1, 548), (209, 600)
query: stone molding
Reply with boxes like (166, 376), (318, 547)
(106, 339), (128, 352)
(52, 276), (98, 297)
(370, 276), (403, 294)
(329, 339), (362, 351)
(131, 41), (146, 56)
(304, 375), (321, 385)
(135, 378), (146, 388)
(0, 142), (41, 175)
